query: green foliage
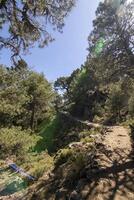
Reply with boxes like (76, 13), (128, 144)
(70, 151), (86, 169)
(54, 130), (96, 168)
(0, 64), (29, 126)
(22, 152), (53, 179)
(79, 130), (92, 138)
(56, 66), (99, 119)
(81, 137), (94, 144)
(54, 146), (88, 187)
(54, 147), (87, 176)
(0, 64), (55, 130)
(106, 83), (127, 120)
(35, 115), (60, 153)
(23, 71), (55, 130)
(88, 2), (134, 68)
(79, 127), (100, 138)
(0, 127), (40, 159)
(79, 127), (102, 143)
(54, 148), (73, 167)
(68, 67), (97, 100)
(0, 64), (55, 181)
(54, 76), (70, 92)
(0, 0), (75, 59)
(54, 1), (134, 124)
(93, 37), (105, 56)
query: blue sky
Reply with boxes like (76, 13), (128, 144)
(0, 0), (101, 81)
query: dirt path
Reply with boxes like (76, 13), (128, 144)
(104, 126), (132, 155)
(81, 126), (134, 200)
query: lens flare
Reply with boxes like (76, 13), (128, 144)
(93, 0), (133, 56)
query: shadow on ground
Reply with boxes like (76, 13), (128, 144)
(78, 144), (134, 200)
(20, 125), (134, 200)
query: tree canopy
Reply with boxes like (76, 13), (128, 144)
(55, 0), (134, 122)
(0, 0), (75, 61)
(0, 63), (55, 130)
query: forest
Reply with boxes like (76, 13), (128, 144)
(0, 0), (134, 199)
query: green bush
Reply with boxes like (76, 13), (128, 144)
(0, 127), (40, 159)
(21, 152), (54, 179)
(54, 146), (88, 169)
(79, 127), (102, 139)
(106, 84), (127, 120)
(55, 148), (87, 187)
(81, 136), (94, 144)
(54, 148), (73, 167)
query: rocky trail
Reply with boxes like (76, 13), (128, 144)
(29, 125), (134, 200)
(78, 126), (134, 200)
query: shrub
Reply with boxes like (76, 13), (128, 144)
(21, 152), (54, 179)
(79, 127), (102, 139)
(54, 146), (88, 168)
(81, 136), (94, 144)
(0, 127), (40, 159)
(107, 84), (127, 119)
(54, 148), (73, 167)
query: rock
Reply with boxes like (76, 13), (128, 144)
(80, 184), (90, 198)
(69, 190), (81, 200)
(55, 188), (68, 199)
(69, 142), (84, 149)
(81, 190), (89, 198)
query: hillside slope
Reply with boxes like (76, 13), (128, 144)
(1, 125), (134, 200)
(21, 125), (134, 200)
